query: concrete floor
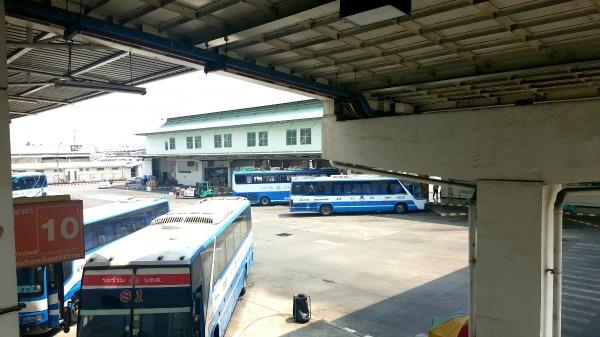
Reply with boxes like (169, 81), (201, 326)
(39, 183), (599, 337)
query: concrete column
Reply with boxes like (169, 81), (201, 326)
(476, 180), (560, 337)
(0, 0), (20, 334)
(227, 161), (232, 188)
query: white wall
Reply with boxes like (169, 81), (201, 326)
(174, 159), (203, 185)
(15, 167), (133, 184)
(145, 119), (321, 156)
(141, 158), (153, 177)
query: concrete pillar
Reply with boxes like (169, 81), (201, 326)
(476, 180), (560, 337)
(0, 0), (20, 334)
(227, 161), (232, 188)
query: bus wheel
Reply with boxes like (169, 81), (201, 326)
(394, 203), (407, 214)
(319, 204), (333, 216)
(240, 269), (248, 296)
(259, 196), (271, 206)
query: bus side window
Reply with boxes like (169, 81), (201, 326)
(62, 261), (73, 281)
(233, 217), (243, 250)
(213, 236), (227, 285)
(333, 182), (343, 195)
(225, 227), (236, 262)
(390, 181), (405, 194)
(361, 182), (372, 195)
(245, 175), (252, 184)
(200, 249), (213, 311)
(235, 175), (247, 184)
(291, 183), (302, 195)
(342, 182), (353, 195)
(352, 183), (361, 194)
(317, 182), (332, 195)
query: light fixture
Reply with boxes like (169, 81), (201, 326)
(54, 79), (147, 95)
(340, 0), (411, 26)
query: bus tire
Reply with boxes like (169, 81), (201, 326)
(394, 203), (407, 214)
(259, 196), (271, 206)
(240, 269), (248, 296)
(319, 204), (333, 216)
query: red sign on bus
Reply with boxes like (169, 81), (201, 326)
(13, 200), (84, 268)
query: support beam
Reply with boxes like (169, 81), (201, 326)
(322, 99), (600, 183)
(0, 0), (20, 335)
(70, 51), (128, 76)
(6, 30), (54, 64)
(6, 42), (114, 50)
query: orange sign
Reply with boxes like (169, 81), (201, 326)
(13, 200), (84, 268)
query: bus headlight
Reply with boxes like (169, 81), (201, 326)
(22, 315), (45, 323)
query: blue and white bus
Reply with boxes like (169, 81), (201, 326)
(12, 172), (48, 198)
(289, 175), (427, 215)
(17, 198), (170, 335)
(76, 197), (253, 337)
(232, 168), (339, 205)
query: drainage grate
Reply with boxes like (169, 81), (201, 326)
(275, 232), (292, 237)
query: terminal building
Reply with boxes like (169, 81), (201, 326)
(139, 99), (331, 188)
(11, 144), (141, 183)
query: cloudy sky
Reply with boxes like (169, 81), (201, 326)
(9, 71), (310, 150)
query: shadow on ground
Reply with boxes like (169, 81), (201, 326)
(279, 267), (468, 337)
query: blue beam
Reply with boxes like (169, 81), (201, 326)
(6, 0), (373, 117)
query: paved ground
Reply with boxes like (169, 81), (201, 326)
(38, 183), (600, 337)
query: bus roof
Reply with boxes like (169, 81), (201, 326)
(84, 197), (249, 268)
(233, 168), (338, 175)
(291, 175), (398, 182)
(83, 198), (168, 224)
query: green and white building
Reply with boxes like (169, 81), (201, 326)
(139, 99), (330, 187)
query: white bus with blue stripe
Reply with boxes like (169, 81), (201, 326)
(17, 198), (169, 335)
(76, 197), (253, 337)
(232, 168), (339, 205)
(289, 175), (427, 215)
(12, 172), (48, 198)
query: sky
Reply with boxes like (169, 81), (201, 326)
(9, 71), (310, 151)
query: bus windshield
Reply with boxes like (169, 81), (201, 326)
(16, 266), (44, 297)
(79, 312), (191, 337)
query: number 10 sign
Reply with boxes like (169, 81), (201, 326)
(13, 200), (84, 268)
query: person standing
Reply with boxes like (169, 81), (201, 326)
(433, 184), (440, 202)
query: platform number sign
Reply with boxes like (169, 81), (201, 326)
(41, 216), (80, 241)
(14, 200), (84, 268)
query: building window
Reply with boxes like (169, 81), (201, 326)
(259, 131), (268, 146)
(224, 134), (232, 148)
(169, 137), (176, 149)
(300, 128), (312, 145)
(247, 132), (256, 147)
(194, 136), (201, 148)
(186, 136), (193, 149)
(214, 135), (222, 148)
(286, 129), (297, 145)
(164, 141), (168, 150)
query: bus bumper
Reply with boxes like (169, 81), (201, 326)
(20, 311), (51, 335)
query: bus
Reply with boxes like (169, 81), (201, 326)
(232, 168), (339, 205)
(76, 197), (253, 337)
(289, 175), (427, 215)
(12, 172), (48, 198)
(17, 198), (170, 335)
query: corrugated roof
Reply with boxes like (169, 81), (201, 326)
(139, 99), (322, 135)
